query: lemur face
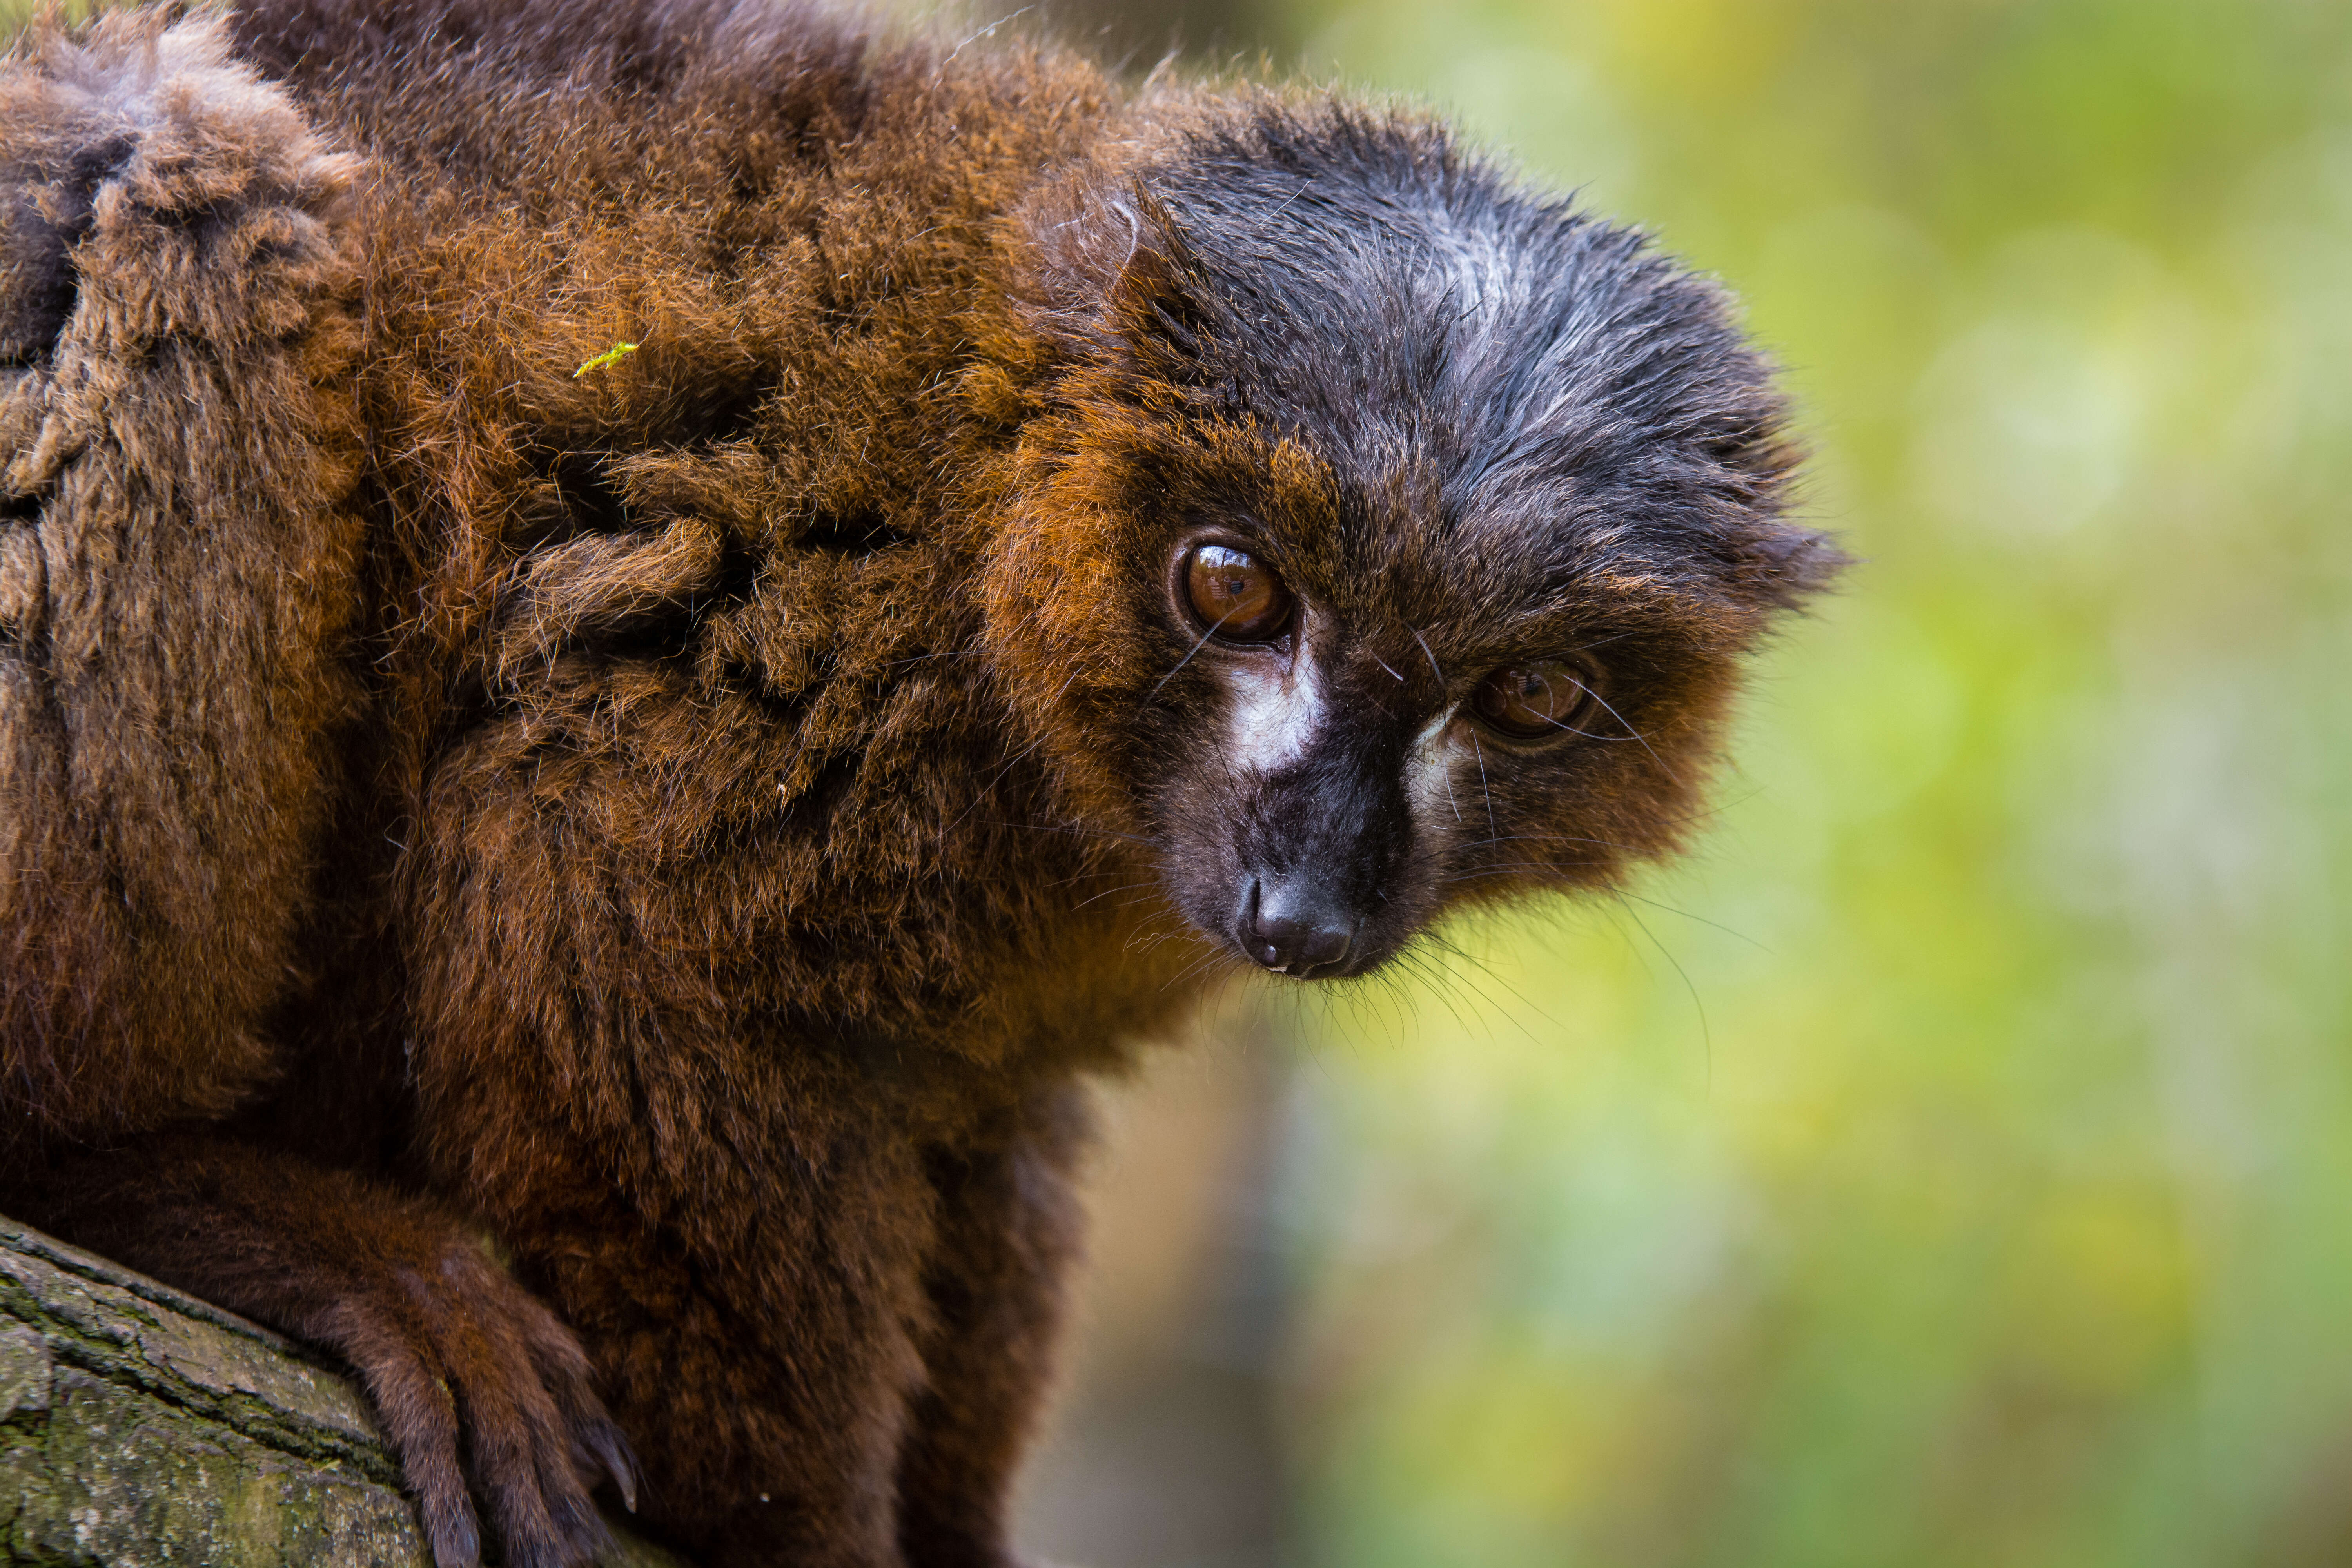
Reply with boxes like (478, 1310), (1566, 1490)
(1122, 434), (1767, 982)
(1143, 523), (1634, 980)
(993, 109), (1839, 983)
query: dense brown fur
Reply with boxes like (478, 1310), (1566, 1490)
(0, 3), (1837, 1565)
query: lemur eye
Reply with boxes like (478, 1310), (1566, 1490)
(1184, 544), (1293, 642)
(1471, 659), (1601, 740)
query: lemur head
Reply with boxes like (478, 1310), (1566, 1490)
(985, 103), (1840, 982)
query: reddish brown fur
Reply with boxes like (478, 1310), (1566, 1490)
(0, 3), (1833, 1565)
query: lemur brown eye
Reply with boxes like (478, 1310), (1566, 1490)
(1472, 659), (1600, 740)
(1184, 544), (1293, 642)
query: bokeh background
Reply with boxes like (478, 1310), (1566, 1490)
(1003, 2), (2352, 1566)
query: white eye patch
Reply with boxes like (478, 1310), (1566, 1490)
(1222, 658), (1325, 778)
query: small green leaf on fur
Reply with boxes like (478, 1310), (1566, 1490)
(573, 341), (640, 378)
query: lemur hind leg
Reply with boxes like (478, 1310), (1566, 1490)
(897, 1086), (1092, 1568)
(0, 1134), (636, 1568)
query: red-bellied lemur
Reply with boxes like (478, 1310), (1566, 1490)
(0, 2), (1841, 1563)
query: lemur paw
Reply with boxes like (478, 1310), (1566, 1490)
(316, 1240), (638, 1568)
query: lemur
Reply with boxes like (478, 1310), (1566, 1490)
(0, 2), (1840, 1564)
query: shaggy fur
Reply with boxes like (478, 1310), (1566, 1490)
(0, 3), (1839, 1565)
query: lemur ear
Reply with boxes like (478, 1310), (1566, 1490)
(1708, 418), (1849, 611)
(1008, 170), (1207, 373)
(1737, 518), (1849, 611)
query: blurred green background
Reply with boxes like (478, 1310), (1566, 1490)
(1207, 2), (2352, 1566)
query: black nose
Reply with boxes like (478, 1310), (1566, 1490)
(1240, 877), (1355, 978)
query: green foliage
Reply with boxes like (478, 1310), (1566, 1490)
(1270, 1), (2352, 1563)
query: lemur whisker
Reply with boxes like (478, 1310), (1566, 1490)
(1070, 881), (1159, 910)
(1120, 923), (1188, 955)
(1564, 680), (1677, 783)
(1472, 733), (1498, 840)
(1685, 784), (1769, 825)
(1118, 923), (1174, 955)
(1409, 626), (1446, 688)
(1535, 718), (1629, 741)
(1408, 932), (1558, 1041)
(1468, 831), (1635, 852)
(1610, 889), (1712, 1086)
(1397, 946), (1479, 1036)
(1442, 864), (1601, 884)
(1147, 612), (1234, 702)
(1160, 946), (1231, 993)
(1612, 889), (1771, 952)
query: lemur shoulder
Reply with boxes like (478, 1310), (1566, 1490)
(0, 2), (1840, 1564)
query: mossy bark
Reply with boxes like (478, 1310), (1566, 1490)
(0, 1215), (686, 1567)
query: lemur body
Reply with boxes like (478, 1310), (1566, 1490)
(0, 3), (1837, 1565)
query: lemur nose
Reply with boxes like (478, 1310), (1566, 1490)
(1241, 877), (1355, 977)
